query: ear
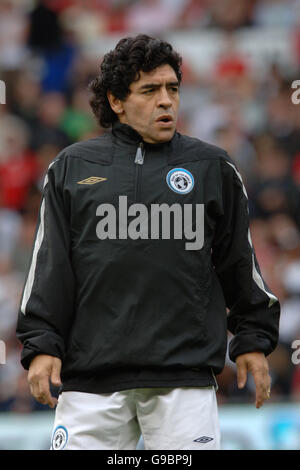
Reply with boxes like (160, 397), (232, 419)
(107, 90), (123, 115)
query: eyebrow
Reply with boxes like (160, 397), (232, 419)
(138, 81), (180, 91)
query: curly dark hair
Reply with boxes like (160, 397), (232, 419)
(88, 34), (183, 128)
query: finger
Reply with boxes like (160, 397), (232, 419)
(261, 379), (271, 406)
(253, 373), (264, 408)
(29, 381), (38, 402)
(255, 390), (264, 409)
(37, 376), (51, 403)
(28, 374), (44, 403)
(50, 359), (62, 388)
(253, 370), (271, 408)
(236, 361), (248, 389)
(37, 376), (56, 408)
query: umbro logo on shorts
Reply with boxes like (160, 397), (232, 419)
(194, 436), (214, 444)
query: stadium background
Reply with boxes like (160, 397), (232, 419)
(0, 0), (300, 450)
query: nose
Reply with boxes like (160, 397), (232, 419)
(157, 87), (172, 108)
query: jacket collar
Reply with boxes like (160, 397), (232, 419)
(111, 121), (187, 165)
(112, 121), (142, 145)
(111, 120), (177, 151)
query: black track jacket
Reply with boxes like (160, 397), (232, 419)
(16, 122), (280, 394)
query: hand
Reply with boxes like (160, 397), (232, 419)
(28, 355), (62, 408)
(235, 351), (271, 409)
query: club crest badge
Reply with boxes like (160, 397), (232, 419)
(52, 425), (68, 450)
(166, 168), (194, 194)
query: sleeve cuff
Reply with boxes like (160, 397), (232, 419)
(229, 333), (273, 363)
(19, 330), (65, 370)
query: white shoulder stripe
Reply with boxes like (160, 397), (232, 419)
(225, 160), (278, 308)
(225, 161), (248, 199)
(20, 198), (46, 314)
(20, 160), (58, 315)
(248, 229), (278, 307)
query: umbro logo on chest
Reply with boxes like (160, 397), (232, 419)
(77, 176), (107, 185)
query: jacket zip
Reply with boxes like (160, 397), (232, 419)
(134, 142), (145, 202)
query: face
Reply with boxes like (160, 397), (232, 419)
(108, 64), (180, 144)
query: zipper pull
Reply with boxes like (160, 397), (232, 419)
(134, 142), (145, 165)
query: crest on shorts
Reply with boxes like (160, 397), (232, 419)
(166, 168), (194, 194)
(52, 425), (68, 450)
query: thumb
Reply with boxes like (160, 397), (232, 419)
(50, 358), (62, 387)
(236, 360), (247, 389)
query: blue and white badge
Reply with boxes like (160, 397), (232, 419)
(51, 425), (68, 450)
(166, 168), (194, 194)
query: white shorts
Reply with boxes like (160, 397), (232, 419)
(51, 386), (220, 450)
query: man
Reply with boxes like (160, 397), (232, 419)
(16, 35), (280, 450)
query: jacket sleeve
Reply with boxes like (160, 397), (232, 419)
(16, 155), (76, 370)
(211, 155), (280, 362)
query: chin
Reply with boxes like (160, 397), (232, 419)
(155, 130), (175, 143)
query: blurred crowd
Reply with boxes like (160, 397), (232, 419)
(0, 0), (300, 413)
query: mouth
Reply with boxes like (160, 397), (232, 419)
(155, 115), (174, 127)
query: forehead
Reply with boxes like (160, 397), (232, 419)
(132, 64), (178, 88)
